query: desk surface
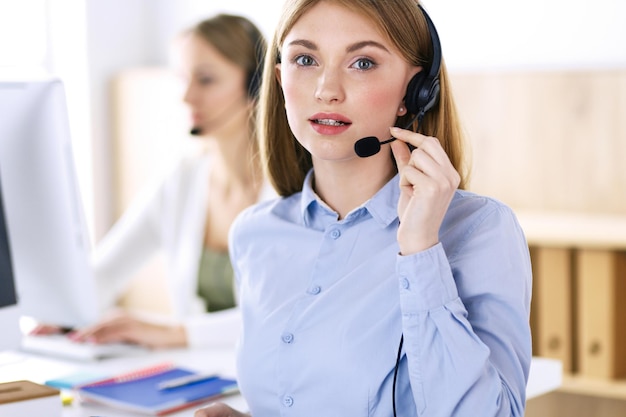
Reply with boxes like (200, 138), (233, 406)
(0, 347), (246, 417)
(0, 349), (562, 416)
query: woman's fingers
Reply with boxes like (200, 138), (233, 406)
(390, 127), (449, 166)
(29, 324), (63, 335)
(390, 127), (459, 187)
(70, 312), (133, 343)
(389, 126), (460, 254)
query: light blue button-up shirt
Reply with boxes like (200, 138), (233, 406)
(229, 170), (532, 417)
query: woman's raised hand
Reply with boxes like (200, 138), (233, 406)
(389, 126), (460, 255)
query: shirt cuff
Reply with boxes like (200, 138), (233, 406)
(396, 242), (459, 313)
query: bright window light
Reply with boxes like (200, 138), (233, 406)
(0, 0), (94, 241)
(0, 1), (47, 68)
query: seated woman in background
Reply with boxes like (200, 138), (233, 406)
(33, 14), (274, 349)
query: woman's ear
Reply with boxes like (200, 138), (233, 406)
(275, 63), (282, 86)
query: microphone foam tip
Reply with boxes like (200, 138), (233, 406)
(354, 136), (381, 158)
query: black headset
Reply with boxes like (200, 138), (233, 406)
(245, 25), (266, 99)
(403, 4), (442, 122)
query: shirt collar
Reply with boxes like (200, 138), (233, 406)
(300, 169), (400, 228)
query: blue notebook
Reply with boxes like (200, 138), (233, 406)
(76, 363), (238, 415)
(45, 370), (108, 390)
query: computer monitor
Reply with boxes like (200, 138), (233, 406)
(0, 76), (100, 329)
(0, 171), (21, 351)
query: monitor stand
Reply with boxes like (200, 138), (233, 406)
(0, 304), (23, 365)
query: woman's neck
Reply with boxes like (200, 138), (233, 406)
(208, 129), (262, 195)
(201, 99), (262, 190)
(312, 156), (396, 219)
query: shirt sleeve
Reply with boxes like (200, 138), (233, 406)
(396, 204), (532, 417)
(90, 178), (165, 312)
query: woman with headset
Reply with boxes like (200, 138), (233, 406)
(33, 14), (274, 349)
(195, 0), (531, 416)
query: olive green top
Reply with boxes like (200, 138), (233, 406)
(197, 247), (235, 312)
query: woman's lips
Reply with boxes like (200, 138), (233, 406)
(309, 113), (352, 135)
(189, 111), (202, 126)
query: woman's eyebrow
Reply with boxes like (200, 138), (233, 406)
(346, 40), (390, 54)
(286, 39), (317, 50)
(285, 39), (390, 54)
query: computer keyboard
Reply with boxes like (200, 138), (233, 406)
(20, 334), (148, 361)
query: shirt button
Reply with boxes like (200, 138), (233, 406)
(283, 396), (294, 407)
(308, 285), (321, 295)
(282, 333), (294, 344)
(330, 229), (341, 239)
(400, 277), (410, 289)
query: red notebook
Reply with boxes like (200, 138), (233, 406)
(76, 363), (238, 416)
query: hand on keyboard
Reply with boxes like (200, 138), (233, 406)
(67, 310), (188, 349)
(29, 323), (72, 336)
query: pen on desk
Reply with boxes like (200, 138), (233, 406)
(157, 373), (219, 390)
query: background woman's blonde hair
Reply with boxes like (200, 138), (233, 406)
(191, 14), (266, 100)
(185, 14), (266, 160)
(258, 0), (469, 196)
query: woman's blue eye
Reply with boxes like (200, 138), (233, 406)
(352, 58), (375, 70)
(295, 55), (316, 66)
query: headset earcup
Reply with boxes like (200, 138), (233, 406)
(420, 78), (440, 114)
(404, 72), (425, 115)
(403, 5), (442, 121)
(405, 74), (440, 117)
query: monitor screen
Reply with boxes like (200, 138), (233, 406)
(0, 172), (17, 309)
(0, 169), (21, 351)
(0, 76), (100, 329)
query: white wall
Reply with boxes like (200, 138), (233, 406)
(85, 1), (160, 238)
(426, 0), (626, 71)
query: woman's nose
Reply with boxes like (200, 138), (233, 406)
(314, 69), (345, 104)
(183, 82), (196, 105)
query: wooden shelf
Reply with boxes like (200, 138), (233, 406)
(516, 210), (626, 249)
(521, 210), (626, 404)
(560, 374), (626, 401)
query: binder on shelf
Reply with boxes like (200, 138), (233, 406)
(0, 380), (61, 416)
(530, 246), (575, 372)
(576, 249), (626, 379)
(76, 362), (238, 416)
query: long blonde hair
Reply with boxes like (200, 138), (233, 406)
(258, 0), (469, 196)
(191, 14), (266, 99)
